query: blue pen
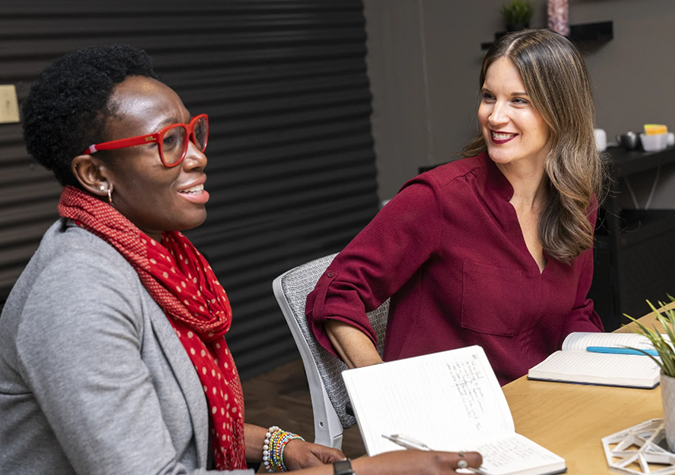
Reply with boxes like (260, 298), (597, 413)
(586, 346), (659, 357)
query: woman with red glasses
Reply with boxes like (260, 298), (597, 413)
(0, 45), (481, 475)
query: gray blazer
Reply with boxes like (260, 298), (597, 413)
(0, 219), (253, 475)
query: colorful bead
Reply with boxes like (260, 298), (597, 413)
(261, 425), (305, 472)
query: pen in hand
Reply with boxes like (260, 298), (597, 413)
(382, 434), (488, 474)
(382, 434), (432, 451)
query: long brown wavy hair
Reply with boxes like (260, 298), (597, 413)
(463, 29), (605, 263)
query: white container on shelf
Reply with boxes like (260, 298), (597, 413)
(594, 128), (607, 151)
(640, 133), (669, 152)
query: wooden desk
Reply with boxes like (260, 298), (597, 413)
(503, 305), (674, 474)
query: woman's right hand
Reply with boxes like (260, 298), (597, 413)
(351, 450), (483, 475)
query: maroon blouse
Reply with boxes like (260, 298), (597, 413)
(306, 153), (603, 385)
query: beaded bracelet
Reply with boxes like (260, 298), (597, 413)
(262, 426), (305, 472)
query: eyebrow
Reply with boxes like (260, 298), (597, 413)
(156, 117), (182, 127)
(147, 116), (187, 135)
(481, 87), (530, 97)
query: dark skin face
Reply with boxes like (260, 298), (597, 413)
(72, 76), (209, 242)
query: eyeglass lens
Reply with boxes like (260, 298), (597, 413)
(193, 117), (208, 152)
(161, 116), (208, 165)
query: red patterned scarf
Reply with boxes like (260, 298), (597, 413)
(58, 185), (246, 470)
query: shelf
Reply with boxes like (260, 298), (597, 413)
(480, 21), (613, 50)
(569, 21), (613, 43)
(606, 145), (675, 178)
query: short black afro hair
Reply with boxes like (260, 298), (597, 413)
(22, 44), (158, 186)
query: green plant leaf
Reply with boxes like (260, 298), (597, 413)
(500, 0), (534, 25)
(625, 302), (675, 377)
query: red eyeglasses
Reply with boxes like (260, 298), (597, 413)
(84, 114), (209, 167)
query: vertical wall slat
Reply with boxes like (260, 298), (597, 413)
(0, 0), (378, 379)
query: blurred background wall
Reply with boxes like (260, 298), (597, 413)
(364, 0), (675, 207)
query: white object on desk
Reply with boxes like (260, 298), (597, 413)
(595, 128), (607, 152)
(601, 418), (675, 475)
(641, 133), (669, 152)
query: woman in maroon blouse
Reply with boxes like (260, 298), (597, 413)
(306, 29), (605, 385)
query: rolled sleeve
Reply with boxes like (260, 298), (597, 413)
(306, 178), (443, 357)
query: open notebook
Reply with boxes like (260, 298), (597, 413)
(527, 332), (661, 388)
(342, 346), (566, 475)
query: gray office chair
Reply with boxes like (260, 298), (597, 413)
(272, 253), (389, 449)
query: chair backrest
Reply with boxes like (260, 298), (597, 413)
(272, 253), (389, 449)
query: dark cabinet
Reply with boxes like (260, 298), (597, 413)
(589, 146), (675, 331)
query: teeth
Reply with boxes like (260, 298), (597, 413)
(492, 132), (516, 140)
(180, 184), (204, 194)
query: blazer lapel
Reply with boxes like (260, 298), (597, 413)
(148, 308), (211, 465)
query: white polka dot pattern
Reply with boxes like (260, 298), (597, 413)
(58, 186), (246, 471)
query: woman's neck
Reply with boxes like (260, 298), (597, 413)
(142, 229), (164, 244)
(497, 159), (548, 210)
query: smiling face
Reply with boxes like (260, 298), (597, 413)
(100, 76), (209, 240)
(478, 57), (551, 169)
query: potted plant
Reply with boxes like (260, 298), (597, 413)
(627, 296), (675, 451)
(500, 0), (534, 32)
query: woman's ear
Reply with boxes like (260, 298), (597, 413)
(71, 154), (113, 200)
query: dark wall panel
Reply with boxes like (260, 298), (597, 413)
(0, 0), (379, 379)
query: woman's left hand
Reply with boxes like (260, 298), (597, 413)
(282, 439), (345, 470)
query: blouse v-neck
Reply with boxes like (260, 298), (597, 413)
(484, 156), (549, 275)
(306, 152), (603, 384)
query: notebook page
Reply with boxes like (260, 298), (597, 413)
(342, 346), (514, 456)
(561, 332), (659, 352)
(469, 433), (565, 475)
(528, 351), (660, 386)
